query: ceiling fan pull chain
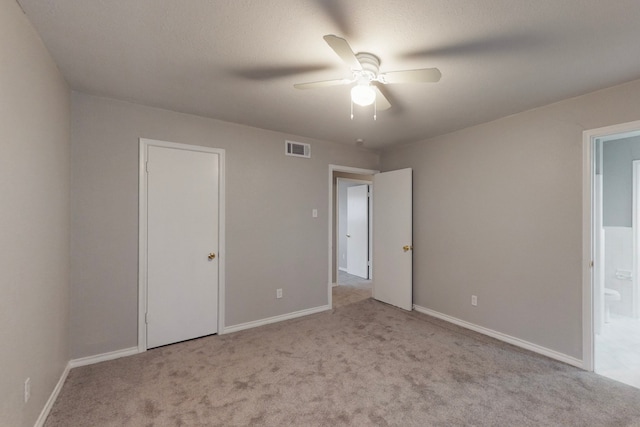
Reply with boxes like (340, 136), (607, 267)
(350, 100), (354, 120)
(374, 98), (377, 121)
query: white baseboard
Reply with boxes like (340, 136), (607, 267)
(35, 347), (140, 426)
(338, 267), (347, 272)
(223, 305), (330, 334)
(413, 304), (584, 369)
(69, 347), (140, 369)
(34, 362), (70, 427)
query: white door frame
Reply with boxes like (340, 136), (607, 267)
(139, 138), (226, 352)
(329, 165), (379, 308)
(582, 120), (640, 371)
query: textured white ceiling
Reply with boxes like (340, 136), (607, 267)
(17, 0), (640, 150)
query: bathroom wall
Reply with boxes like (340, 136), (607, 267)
(602, 137), (640, 317)
(603, 227), (634, 317)
(603, 136), (640, 227)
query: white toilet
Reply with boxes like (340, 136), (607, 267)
(604, 288), (621, 323)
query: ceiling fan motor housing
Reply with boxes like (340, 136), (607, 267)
(354, 52), (380, 82)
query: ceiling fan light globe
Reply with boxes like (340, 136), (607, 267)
(351, 85), (376, 106)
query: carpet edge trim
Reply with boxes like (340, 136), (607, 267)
(413, 304), (584, 369)
(223, 305), (331, 334)
(34, 362), (70, 427)
(68, 346), (140, 369)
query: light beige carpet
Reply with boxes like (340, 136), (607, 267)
(45, 297), (640, 426)
(337, 270), (371, 287)
(332, 283), (371, 308)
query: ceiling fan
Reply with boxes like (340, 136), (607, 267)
(294, 35), (442, 114)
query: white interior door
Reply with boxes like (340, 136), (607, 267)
(347, 185), (369, 278)
(373, 168), (412, 310)
(146, 145), (219, 348)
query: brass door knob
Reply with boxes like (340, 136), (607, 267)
(403, 245), (413, 252)
(208, 253), (216, 260)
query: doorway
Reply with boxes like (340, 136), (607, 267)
(329, 165), (414, 311)
(337, 178), (372, 280)
(584, 122), (640, 388)
(328, 165), (377, 308)
(138, 138), (226, 351)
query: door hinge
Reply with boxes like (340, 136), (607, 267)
(590, 260), (594, 268)
(145, 161), (150, 173)
(145, 312), (149, 324)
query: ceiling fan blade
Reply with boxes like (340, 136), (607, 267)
(323, 35), (362, 70)
(379, 68), (442, 84)
(374, 87), (391, 110)
(294, 78), (352, 90)
(231, 64), (332, 80)
(402, 33), (544, 60)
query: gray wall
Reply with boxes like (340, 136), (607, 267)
(381, 79), (640, 360)
(602, 136), (640, 227)
(0, 0), (71, 425)
(70, 92), (379, 358)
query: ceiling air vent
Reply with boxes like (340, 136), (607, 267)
(285, 140), (311, 158)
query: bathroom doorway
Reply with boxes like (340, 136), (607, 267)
(589, 125), (640, 389)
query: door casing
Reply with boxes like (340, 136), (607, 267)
(582, 120), (640, 371)
(138, 138), (226, 352)
(329, 165), (378, 307)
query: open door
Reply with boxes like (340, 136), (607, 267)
(373, 168), (412, 310)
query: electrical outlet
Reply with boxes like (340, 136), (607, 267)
(471, 295), (478, 306)
(276, 288), (283, 299)
(24, 378), (31, 403)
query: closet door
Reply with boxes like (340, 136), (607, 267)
(145, 144), (219, 348)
